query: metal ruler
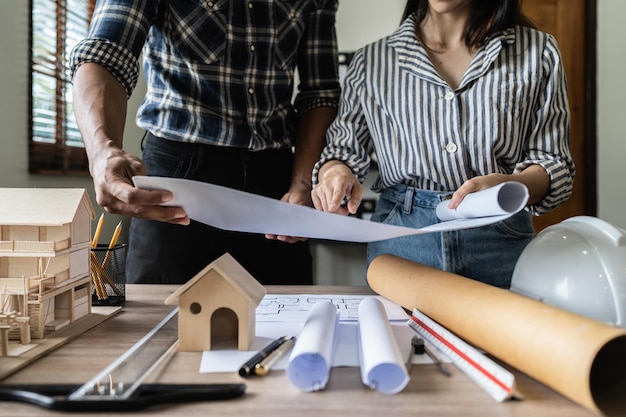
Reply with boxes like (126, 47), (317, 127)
(408, 308), (518, 402)
(0, 307), (245, 411)
(69, 307), (181, 400)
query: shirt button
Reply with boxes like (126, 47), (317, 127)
(248, 2), (253, 9)
(250, 44), (255, 52)
(444, 91), (455, 101)
(248, 87), (254, 95)
(207, 1), (214, 6)
(445, 143), (458, 153)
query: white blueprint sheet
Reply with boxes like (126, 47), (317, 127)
(133, 176), (528, 243)
(199, 294), (441, 374)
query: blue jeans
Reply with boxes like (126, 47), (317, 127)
(126, 133), (313, 285)
(367, 185), (536, 288)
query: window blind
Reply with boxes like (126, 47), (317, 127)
(29, 0), (93, 175)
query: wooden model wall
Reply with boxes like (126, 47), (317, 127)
(0, 188), (95, 339)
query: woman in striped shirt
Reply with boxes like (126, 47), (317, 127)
(311, 0), (575, 288)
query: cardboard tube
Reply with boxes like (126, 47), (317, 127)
(367, 254), (626, 415)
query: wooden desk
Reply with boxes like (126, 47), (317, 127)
(0, 285), (596, 417)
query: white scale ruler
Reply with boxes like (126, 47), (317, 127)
(408, 308), (519, 402)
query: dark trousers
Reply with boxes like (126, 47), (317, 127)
(126, 133), (313, 285)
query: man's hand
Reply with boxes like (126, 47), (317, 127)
(90, 143), (190, 225)
(265, 178), (312, 243)
(72, 63), (189, 225)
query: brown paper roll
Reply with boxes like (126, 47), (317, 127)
(367, 254), (626, 415)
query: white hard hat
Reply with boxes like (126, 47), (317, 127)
(510, 216), (626, 328)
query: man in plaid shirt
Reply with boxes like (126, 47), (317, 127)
(70, 0), (340, 285)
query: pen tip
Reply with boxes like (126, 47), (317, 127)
(254, 367), (268, 376)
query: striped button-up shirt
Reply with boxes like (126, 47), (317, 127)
(313, 14), (574, 215)
(70, 0), (340, 151)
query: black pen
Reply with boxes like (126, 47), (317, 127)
(238, 336), (288, 377)
(254, 336), (296, 376)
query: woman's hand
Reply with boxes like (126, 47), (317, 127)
(311, 161), (363, 216)
(448, 165), (549, 209)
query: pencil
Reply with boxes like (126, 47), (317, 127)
(90, 251), (108, 299)
(90, 250), (122, 297)
(90, 213), (107, 298)
(101, 221), (122, 270)
(91, 213), (105, 248)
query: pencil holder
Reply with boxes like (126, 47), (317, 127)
(90, 244), (126, 306)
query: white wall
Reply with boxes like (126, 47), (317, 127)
(597, 0), (626, 227)
(1, 0), (35, 189)
(336, 0), (404, 51)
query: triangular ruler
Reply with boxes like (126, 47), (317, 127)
(408, 308), (521, 402)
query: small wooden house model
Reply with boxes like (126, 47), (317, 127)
(165, 253), (266, 352)
(0, 188), (95, 340)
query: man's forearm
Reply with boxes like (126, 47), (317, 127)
(291, 106), (337, 189)
(73, 62), (128, 162)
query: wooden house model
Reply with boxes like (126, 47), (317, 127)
(0, 188), (95, 340)
(165, 253), (267, 351)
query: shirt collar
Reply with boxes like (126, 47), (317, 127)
(388, 14), (444, 86)
(461, 27), (515, 88)
(387, 14), (518, 90)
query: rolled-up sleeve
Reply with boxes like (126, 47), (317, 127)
(515, 34), (575, 215)
(70, 39), (139, 98)
(69, 0), (158, 98)
(312, 49), (371, 186)
(293, 0), (340, 114)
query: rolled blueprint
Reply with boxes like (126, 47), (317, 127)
(435, 181), (528, 221)
(287, 301), (338, 392)
(367, 254), (626, 415)
(358, 298), (409, 394)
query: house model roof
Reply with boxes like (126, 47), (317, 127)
(164, 252), (267, 306)
(0, 188), (95, 225)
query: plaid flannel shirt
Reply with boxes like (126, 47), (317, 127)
(70, 0), (340, 150)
